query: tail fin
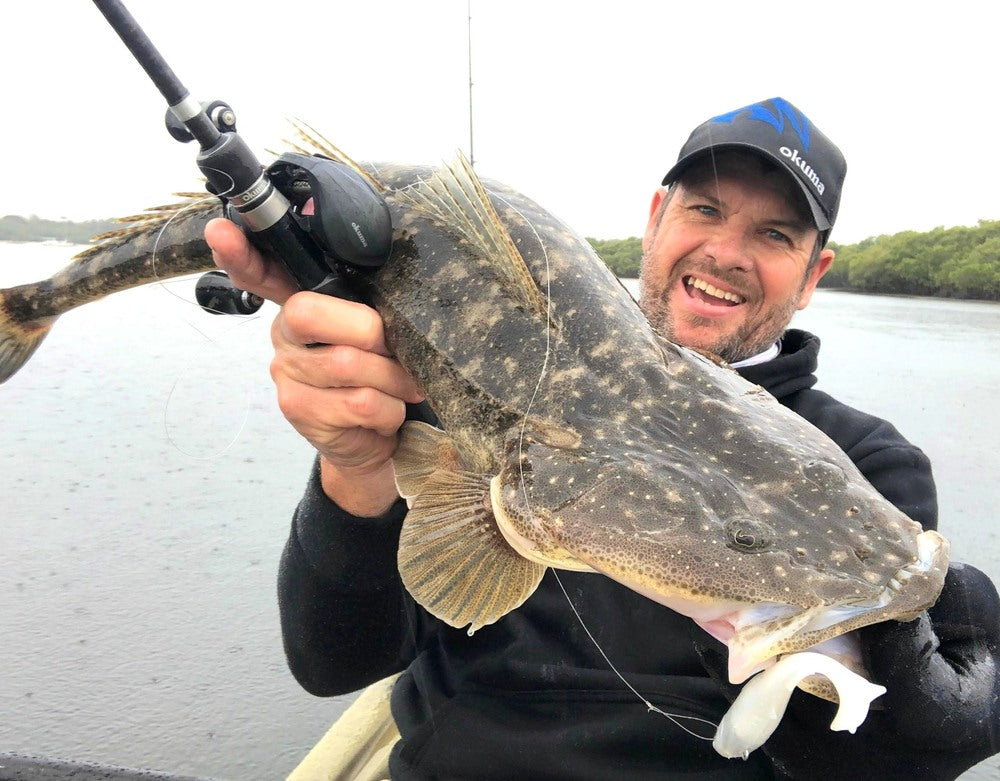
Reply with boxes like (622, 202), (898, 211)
(0, 293), (54, 383)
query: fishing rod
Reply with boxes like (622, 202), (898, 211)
(91, 0), (392, 314)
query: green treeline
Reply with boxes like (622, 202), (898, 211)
(0, 215), (118, 245)
(587, 237), (643, 278)
(590, 220), (1000, 300)
(823, 220), (1000, 299)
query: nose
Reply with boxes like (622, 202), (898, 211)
(702, 225), (754, 273)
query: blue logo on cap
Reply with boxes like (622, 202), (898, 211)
(711, 98), (811, 152)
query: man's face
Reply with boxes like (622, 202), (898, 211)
(639, 160), (834, 363)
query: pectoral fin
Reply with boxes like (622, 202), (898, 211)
(393, 420), (467, 503)
(393, 421), (545, 635)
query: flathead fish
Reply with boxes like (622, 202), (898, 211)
(0, 133), (949, 757)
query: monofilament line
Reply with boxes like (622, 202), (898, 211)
(485, 191), (553, 510)
(150, 168), (239, 314)
(551, 569), (717, 741)
(151, 170), (254, 459)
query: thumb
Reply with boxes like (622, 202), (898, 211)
(205, 217), (299, 304)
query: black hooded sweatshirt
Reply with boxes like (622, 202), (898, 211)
(277, 329), (937, 780)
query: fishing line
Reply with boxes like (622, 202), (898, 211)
(493, 190), (717, 740)
(486, 190), (554, 506)
(160, 298), (259, 462)
(551, 569), (717, 740)
(148, 166), (240, 315)
(147, 166), (259, 460)
(149, 194), (216, 301)
(162, 362), (253, 461)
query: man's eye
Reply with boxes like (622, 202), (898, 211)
(765, 228), (791, 244)
(693, 204), (718, 217)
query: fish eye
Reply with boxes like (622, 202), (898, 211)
(724, 517), (775, 553)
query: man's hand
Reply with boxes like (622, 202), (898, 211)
(205, 218), (425, 517)
(270, 291), (425, 516)
(693, 562), (1000, 779)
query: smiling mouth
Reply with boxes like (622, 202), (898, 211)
(684, 275), (745, 306)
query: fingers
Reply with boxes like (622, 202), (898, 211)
(277, 342), (426, 406)
(272, 351), (411, 473)
(205, 217), (428, 510)
(275, 380), (407, 442)
(277, 292), (389, 356)
(269, 291), (425, 482)
(204, 217), (299, 304)
(273, 293), (424, 403)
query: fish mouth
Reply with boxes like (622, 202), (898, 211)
(719, 529), (949, 684)
(683, 275), (746, 307)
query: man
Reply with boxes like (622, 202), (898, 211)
(206, 98), (1000, 779)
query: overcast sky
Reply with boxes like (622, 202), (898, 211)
(1, 1), (996, 244)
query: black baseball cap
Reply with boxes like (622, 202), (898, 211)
(662, 97), (847, 236)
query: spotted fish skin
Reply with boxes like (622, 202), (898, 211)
(369, 162), (656, 473)
(498, 340), (925, 610)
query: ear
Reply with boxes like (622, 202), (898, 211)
(797, 248), (835, 309)
(642, 187), (669, 253)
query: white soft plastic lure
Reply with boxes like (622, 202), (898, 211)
(713, 651), (887, 758)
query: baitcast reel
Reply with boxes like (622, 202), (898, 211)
(170, 103), (393, 316)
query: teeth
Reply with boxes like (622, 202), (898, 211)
(686, 276), (745, 304)
(886, 562), (919, 594)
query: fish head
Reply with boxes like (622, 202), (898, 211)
(491, 416), (949, 683)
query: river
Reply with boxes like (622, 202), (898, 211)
(1, 244), (997, 779)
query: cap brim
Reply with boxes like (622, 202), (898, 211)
(661, 143), (831, 233)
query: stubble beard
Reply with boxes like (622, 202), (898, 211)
(639, 263), (801, 364)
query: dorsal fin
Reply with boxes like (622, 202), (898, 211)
(73, 195), (217, 260)
(396, 153), (546, 316)
(282, 119), (386, 194)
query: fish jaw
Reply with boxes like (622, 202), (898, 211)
(599, 525), (948, 685)
(724, 528), (948, 682)
(578, 519), (948, 686)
